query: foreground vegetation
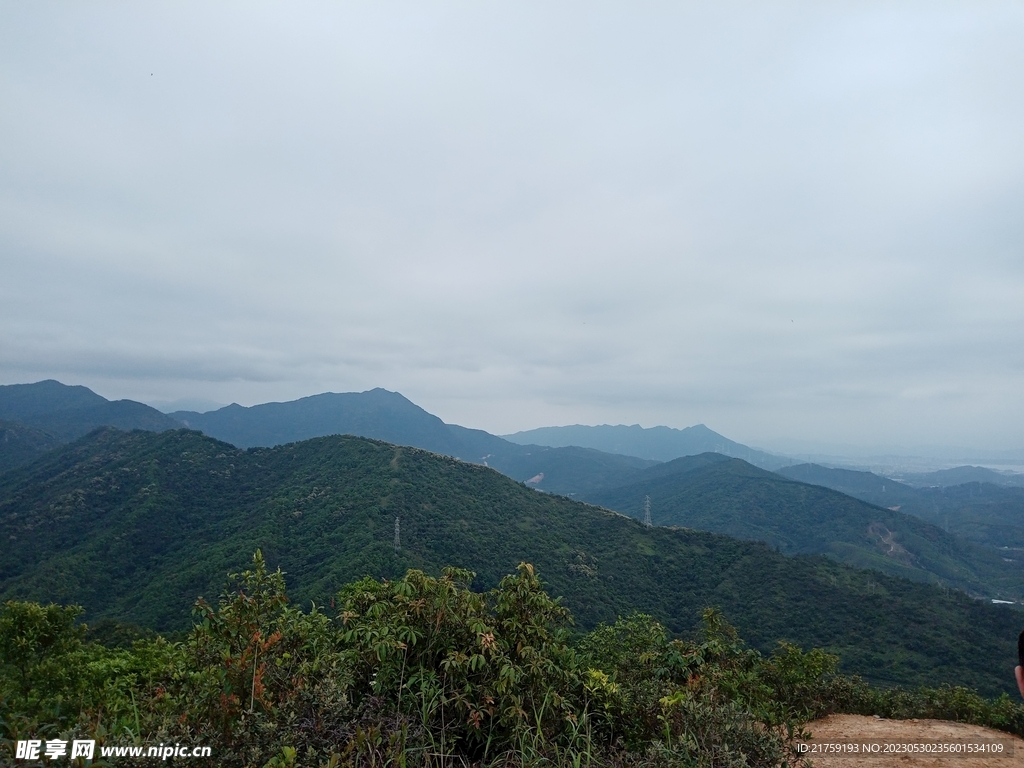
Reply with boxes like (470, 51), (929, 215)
(3, 554), (1024, 768)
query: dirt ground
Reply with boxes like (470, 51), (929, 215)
(798, 715), (1021, 768)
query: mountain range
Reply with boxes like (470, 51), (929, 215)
(1, 425), (1019, 696)
(165, 385), (1024, 587)
(170, 388), (666, 494)
(505, 422), (791, 470)
(0, 383), (659, 491)
(0, 380), (180, 439)
(0, 380), (179, 472)
(4, 380), (1023, 576)
(5, 379), (1024, 697)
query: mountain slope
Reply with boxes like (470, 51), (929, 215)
(23, 399), (182, 441)
(172, 389), (472, 454)
(777, 463), (920, 506)
(504, 423), (790, 469)
(0, 420), (61, 474)
(0, 427), (1020, 696)
(171, 388), (657, 493)
(482, 444), (656, 495)
(0, 379), (109, 419)
(585, 455), (1024, 601)
(778, 463), (1024, 550)
(0, 381), (181, 470)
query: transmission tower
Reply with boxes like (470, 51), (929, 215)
(643, 495), (652, 528)
(394, 516), (401, 553)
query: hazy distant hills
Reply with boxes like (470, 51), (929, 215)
(0, 380), (180, 471)
(504, 423), (791, 470)
(585, 455), (1024, 601)
(897, 465), (1024, 488)
(171, 388), (659, 493)
(7, 379), (1023, 571)
(779, 463), (1024, 550)
(2, 426), (1019, 695)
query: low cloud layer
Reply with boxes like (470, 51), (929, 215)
(2, 2), (1022, 451)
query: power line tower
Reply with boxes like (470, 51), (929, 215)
(394, 516), (401, 553)
(643, 495), (652, 528)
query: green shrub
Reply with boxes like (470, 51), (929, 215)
(5, 553), (1024, 767)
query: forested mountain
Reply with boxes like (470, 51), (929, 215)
(584, 455), (1024, 601)
(171, 388), (658, 492)
(0, 383), (656, 492)
(0, 420), (61, 474)
(6, 382), (1021, 604)
(779, 463), (1024, 550)
(172, 388), (490, 454)
(0, 380), (180, 471)
(504, 422), (790, 469)
(1, 427), (1021, 695)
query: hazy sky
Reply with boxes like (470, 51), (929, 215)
(2, 2), (1022, 451)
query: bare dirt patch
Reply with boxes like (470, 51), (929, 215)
(799, 714), (1022, 768)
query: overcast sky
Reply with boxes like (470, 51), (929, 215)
(2, 2), (1022, 452)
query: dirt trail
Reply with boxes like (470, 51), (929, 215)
(799, 715), (1021, 768)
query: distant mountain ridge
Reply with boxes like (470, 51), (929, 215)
(504, 423), (791, 470)
(0, 379), (106, 418)
(173, 389), (477, 454)
(896, 466), (1024, 488)
(171, 389), (659, 493)
(0, 380), (180, 472)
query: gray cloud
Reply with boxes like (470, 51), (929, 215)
(2, 2), (1022, 452)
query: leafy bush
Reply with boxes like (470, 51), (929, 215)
(4, 553), (1024, 768)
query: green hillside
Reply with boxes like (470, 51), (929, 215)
(0, 420), (61, 474)
(484, 443), (656, 495)
(1, 428), (1021, 696)
(779, 463), (1024, 550)
(585, 455), (1024, 601)
(0, 380), (181, 472)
